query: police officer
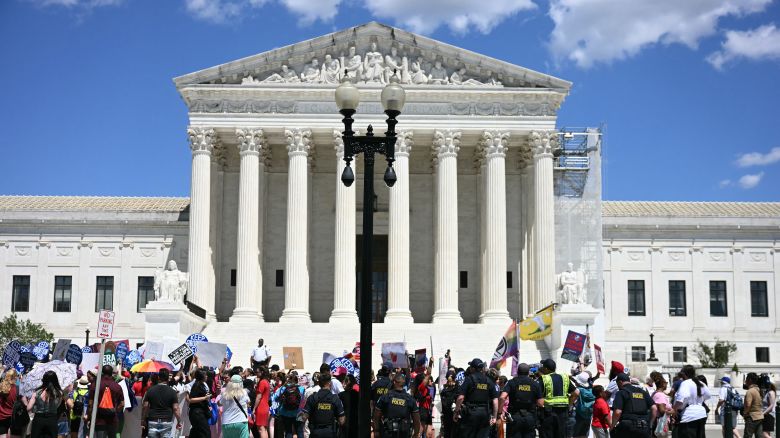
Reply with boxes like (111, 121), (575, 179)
(454, 358), (499, 438)
(371, 364), (393, 412)
(610, 373), (657, 438)
(500, 363), (544, 438)
(302, 372), (345, 438)
(374, 372), (421, 438)
(538, 358), (579, 438)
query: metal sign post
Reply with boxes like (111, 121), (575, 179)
(89, 310), (114, 438)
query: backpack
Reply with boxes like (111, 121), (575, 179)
(282, 383), (302, 410)
(726, 387), (744, 411)
(72, 389), (87, 417)
(574, 387), (595, 419)
(96, 385), (117, 419)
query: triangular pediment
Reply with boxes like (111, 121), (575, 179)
(174, 22), (570, 91)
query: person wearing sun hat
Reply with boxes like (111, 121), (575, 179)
(69, 376), (90, 438)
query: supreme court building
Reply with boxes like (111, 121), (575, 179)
(1, 23), (778, 371)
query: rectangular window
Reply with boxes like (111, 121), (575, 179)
(627, 280), (646, 316)
(137, 276), (155, 312)
(668, 280), (687, 316)
(673, 346), (687, 363)
(95, 276), (114, 311)
(230, 269), (237, 287)
(709, 281), (728, 317)
(275, 270), (284, 287)
(506, 272), (513, 289)
(750, 281), (768, 317)
(756, 347), (770, 363)
(53, 276), (72, 312)
(459, 271), (468, 289)
(631, 346), (646, 362)
(12, 275), (30, 312)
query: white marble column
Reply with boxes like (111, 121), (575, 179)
(518, 151), (533, 316)
(331, 130), (358, 322)
(479, 130), (511, 323)
(231, 128), (265, 321)
(280, 128), (312, 322)
(525, 162), (536, 313)
(386, 130), (414, 323)
(432, 129), (463, 323)
(187, 127), (216, 318)
(530, 131), (558, 309)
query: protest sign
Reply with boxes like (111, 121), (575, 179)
(66, 344), (83, 365)
(322, 352), (337, 365)
(196, 342), (227, 368)
(143, 341), (164, 360)
(283, 347), (304, 370)
(124, 350), (142, 369)
(97, 310), (115, 339)
(33, 341), (49, 361)
(52, 339), (71, 361)
(102, 352), (117, 367)
(168, 344), (194, 365)
(225, 346), (232, 363)
(19, 352), (36, 370)
(594, 344), (605, 374)
(414, 349), (427, 373)
(437, 357), (449, 391)
(185, 333), (208, 353)
(82, 346), (93, 353)
(561, 330), (586, 362)
(80, 352), (100, 372)
(329, 357), (355, 375)
(381, 342), (408, 368)
(2, 341), (22, 367)
(115, 341), (129, 362)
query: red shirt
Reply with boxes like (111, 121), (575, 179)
(0, 386), (17, 420)
(592, 397), (610, 429)
(417, 382), (432, 412)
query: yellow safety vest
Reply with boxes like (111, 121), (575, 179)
(541, 373), (570, 407)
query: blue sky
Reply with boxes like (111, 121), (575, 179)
(1, 0), (779, 201)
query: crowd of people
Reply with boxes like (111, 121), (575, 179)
(0, 337), (777, 438)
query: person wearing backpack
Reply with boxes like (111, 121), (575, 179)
(716, 376), (742, 438)
(68, 376), (89, 438)
(572, 372), (594, 438)
(275, 372), (304, 438)
(87, 365), (124, 438)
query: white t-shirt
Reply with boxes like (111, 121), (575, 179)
(221, 390), (251, 425)
(330, 378), (344, 395)
(252, 345), (270, 362)
(674, 379), (711, 423)
(718, 383), (732, 403)
(606, 378), (619, 407)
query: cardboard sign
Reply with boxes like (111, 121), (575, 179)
(80, 352), (100, 372)
(2, 341), (22, 367)
(196, 342), (227, 369)
(594, 344), (605, 374)
(437, 357), (449, 391)
(97, 310), (115, 339)
(52, 339), (71, 361)
(561, 330), (586, 362)
(283, 347), (304, 370)
(65, 344), (83, 365)
(168, 344), (194, 365)
(381, 342), (408, 369)
(143, 341), (164, 361)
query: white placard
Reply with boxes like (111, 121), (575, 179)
(143, 341), (164, 361)
(195, 342), (227, 369)
(52, 339), (71, 361)
(97, 310), (115, 339)
(381, 342), (408, 368)
(80, 352), (100, 372)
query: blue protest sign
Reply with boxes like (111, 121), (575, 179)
(20, 344), (32, 353)
(2, 341), (22, 367)
(82, 346), (93, 353)
(115, 342), (129, 362)
(225, 346), (232, 363)
(186, 333), (208, 353)
(561, 330), (586, 363)
(14, 362), (24, 373)
(19, 352), (36, 370)
(329, 357), (355, 375)
(33, 341), (49, 361)
(65, 344), (83, 365)
(123, 350), (142, 368)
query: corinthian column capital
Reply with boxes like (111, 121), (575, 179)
(235, 128), (265, 155)
(432, 129), (461, 158)
(285, 128), (313, 157)
(480, 130), (510, 158)
(395, 130), (414, 156)
(529, 130), (559, 157)
(187, 127), (217, 155)
(333, 129), (360, 157)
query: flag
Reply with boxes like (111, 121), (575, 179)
(490, 321), (519, 369)
(519, 305), (553, 340)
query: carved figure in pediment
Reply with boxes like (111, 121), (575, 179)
(301, 58), (321, 83)
(363, 41), (385, 83)
(320, 54), (341, 84)
(485, 71), (502, 86)
(450, 67), (484, 86)
(410, 57), (428, 84)
(429, 60), (449, 85)
(262, 64), (300, 83)
(384, 46), (408, 84)
(241, 75), (260, 85)
(342, 46), (363, 80)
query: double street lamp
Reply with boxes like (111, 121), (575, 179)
(334, 71), (406, 437)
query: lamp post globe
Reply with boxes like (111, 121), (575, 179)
(335, 75), (360, 111)
(380, 72), (406, 112)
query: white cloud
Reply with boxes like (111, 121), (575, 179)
(736, 146), (780, 167)
(719, 179), (732, 188)
(363, 0), (536, 34)
(707, 24), (780, 69)
(26, 0), (123, 8)
(548, 0), (771, 68)
(738, 172), (764, 189)
(278, 0), (341, 24)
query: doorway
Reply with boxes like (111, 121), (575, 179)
(356, 234), (388, 323)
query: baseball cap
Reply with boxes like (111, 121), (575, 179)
(230, 375), (242, 384)
(721, 376), (731, 384)
(333, 367), (347, 377)
(541, 358), (556, 372)
(616, 373), (630, 383)
(468, 358), (485, 369)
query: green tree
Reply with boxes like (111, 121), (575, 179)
(694, 338), (737, 368)
(0, 314), (54, 351)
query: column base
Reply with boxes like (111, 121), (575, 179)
(279, 308), (311, 323)
(432, 310), (463, 324)
(384, 309), (414, 324)
(230, 308), (264, 322)
(478, 310), (512, 324)
(329, 309), (359, 323)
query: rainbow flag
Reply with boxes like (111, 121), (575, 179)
(490, 321), (519, 369)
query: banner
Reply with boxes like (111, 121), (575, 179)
(283, 347), (304, 370)
(381, 342), (408, 369)
(33, 341), (50, 361)
(594, 344), (605, 374)
(490, 321), (519, 369)
(80, 352), (100, 372)
(561, 330), (586, 362)
(414, 349), (427, 373)
(329, 357), (355, 375)
(115, 340), (130, 362)
(519, 306), (553, 340)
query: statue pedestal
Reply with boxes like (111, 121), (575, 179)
(142, 301), (207, 346)
(546, 304), (601, 364)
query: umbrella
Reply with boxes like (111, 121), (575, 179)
(130, 359), (174, 374)
(20, 360), (78, 398)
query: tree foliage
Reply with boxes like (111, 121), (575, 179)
(0, 314), (53, 349)
(694, 338), (737, 368)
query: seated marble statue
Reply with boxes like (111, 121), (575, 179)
(409, 57), (428, 84)
(384, 46), (408, 83)
(484, 71), (502, 86)
(320, 54), (341, 84)
(343, 46), (363, 80)
(428, 60), (449, 85)
(301, 58), (321, 83)
(241, 75), (260, 85)
(363, 41), (385, 83)
(262, 64), (300, 83)
(153, 260), (188, 303)
(450, 68), (484, 86)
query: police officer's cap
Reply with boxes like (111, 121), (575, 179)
(468, 358), (485, 369)
(615, 373), (630, 383)
(518, 363), (531, 375)
(541, 358), (556, 371)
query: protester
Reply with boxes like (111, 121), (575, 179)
(439, 372), (458, 438)
(605, 361), (624, 407)
(716, 376), (742, 438)
(651, 375), (672, 438)
(142, 368), (181, 438)
(571, 372), (594, 438)
(25, 370), (66, 437)
(254, 366), (271, 438)
(760, 378), (775, 438)
(220, 375), (251, 438)
(338, 373), (358, 438)
(590, 385), (610, 438)
(673, 365), (711, 438)
(68, 376), (88, 438)
(743, 373), (764, 438)
(0, 369), (19, 438)
(187, 368), (213, 438)
(275, 371), (304, 438)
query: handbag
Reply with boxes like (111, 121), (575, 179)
(654, 413), (669, 436)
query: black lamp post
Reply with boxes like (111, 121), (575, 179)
(648, 332), (659, 362)
(85, 328), (90, 347)
(335, 71), (405, 438)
